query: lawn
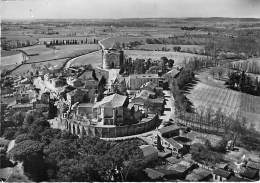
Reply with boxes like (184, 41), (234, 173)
(125, 50), (208, 66)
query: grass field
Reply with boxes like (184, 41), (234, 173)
(125, 50), (208, 65)
(186, 82), (260, 131)
(19, 44), (100, 63)
(11, 58), (68, 77)
(70, 50), (102, 67)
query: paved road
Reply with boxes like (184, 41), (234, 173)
(159, 90), (175, 129)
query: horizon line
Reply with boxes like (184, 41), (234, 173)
(2, 16), (260, 21)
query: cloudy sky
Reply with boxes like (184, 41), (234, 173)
(1, 0), (260, 19)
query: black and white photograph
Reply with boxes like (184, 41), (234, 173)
(1, 0), (260, 182)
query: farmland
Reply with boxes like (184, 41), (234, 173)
(19, 44), (100, 63)
(186, 82), (260, 131)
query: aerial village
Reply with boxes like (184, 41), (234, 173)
(1, 18), (260, 182)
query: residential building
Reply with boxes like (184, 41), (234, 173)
(66, 89), (88, 105)
(167, 160), (197, 178)
(127, 74), (162, 90)
(212, 168), (233, 181)
(67, 77), (83, 87)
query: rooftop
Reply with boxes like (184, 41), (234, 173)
(93, 93), (127, 108)
(139, 145), (158, 157)
(229, 175), (250, 182)
(213, 168), (232, 178)
(159, 124), (182, 136)
(135, 90), (155, 100)
(164, 68), (181, 79)
(78, 103), (94, 108)
(240, 167), (259, 179)
(129, 74), (160, 79)
(247, 160), (260, 170)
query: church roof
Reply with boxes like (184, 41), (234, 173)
(93, 93), (127, 108)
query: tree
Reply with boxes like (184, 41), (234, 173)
(8, 139), (47, 181)
(209, 68), (216, 78)
(12, 111), (25, 126)
(168, 59), (174, 68)
(92, 70), (98, 81)
(3, 127), (17, 140)
(56, 158), (100, 182)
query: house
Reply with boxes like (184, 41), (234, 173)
(127, 74), (162, 90)
(49, 78), (66, 88)
(185, 168), (212, 181)
(212, 168), (233, 181)
(93, 94), (128, 125)
(66, 77), (83, 87)
(159, 124), (185, 138)
(216, 163), (229, 170)
(140, 81), (157, 91)
(167, 160), (197, 178)
(139, 145), (158, 163)
(66, 89), (88, 105)
(131, 90), (156, 105)
(157, 125), (190, 155)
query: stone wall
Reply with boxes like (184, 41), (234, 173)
(63, 114), (159, 138)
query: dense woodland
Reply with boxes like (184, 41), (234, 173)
(3, 110), (149, 182)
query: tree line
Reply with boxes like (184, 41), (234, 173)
(226, 70), (260, 96)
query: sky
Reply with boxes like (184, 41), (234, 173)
(1, 0), (260, 19)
